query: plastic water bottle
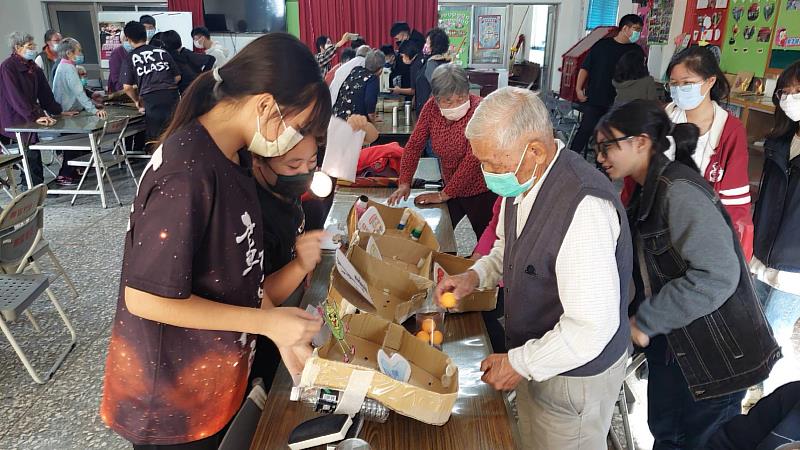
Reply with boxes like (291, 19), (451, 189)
(404, 101), (411, 126)
(392, 106), (398, 127)
(291, 387), (390, 423)
(354, 195), (369, 222)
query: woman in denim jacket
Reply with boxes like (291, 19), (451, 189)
(751, 61), (800, 397)
(594, 100), (779, 449)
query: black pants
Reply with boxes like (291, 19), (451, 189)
(446, 191), (498, 239)
(570, 104), (609, 155)
(708, 381), (800, 450)
(482, 288), (506, 353)
(12, 133), (44, 186)
(132, 428), (225, 450)
(142, 89), (180, 144)
(645, 336), (745, 449)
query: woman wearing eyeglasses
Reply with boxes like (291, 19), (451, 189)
(751, 61), (800, 396)
(594, 100), (779, 449)
(664, 46), (753, 260)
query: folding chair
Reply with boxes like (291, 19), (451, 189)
(219, 379), (268, 450)
(0, 185), (77, 383)
(66, 117), (136, 205)
(609, 353), (647, 450)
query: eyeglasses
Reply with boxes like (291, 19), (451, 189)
(663, 81), (705, 92)
(775, 88), (800, 100)
(590, 135), (635, 157)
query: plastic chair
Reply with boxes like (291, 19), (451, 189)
(0, 185), (79, 299)
(0, 185), (77, 383)
(66, 117), (136, 206)
(219, 379), (267, 450)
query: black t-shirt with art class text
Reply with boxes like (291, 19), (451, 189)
(581, 38), (643, 107)
(120, 44), (179, 96)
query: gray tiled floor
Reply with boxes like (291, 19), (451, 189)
(1, 163), (135, 450)
(0, 161), (797, 450)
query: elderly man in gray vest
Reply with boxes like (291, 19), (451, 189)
(436, 87), (633, 449)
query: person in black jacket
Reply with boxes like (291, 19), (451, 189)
(160, 30), (214, 93)
(751, 60), (800, 397)
(594, 100), (779, 449)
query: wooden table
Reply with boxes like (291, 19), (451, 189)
(3, 105), (143, 208)
(250, 190), (519, 450)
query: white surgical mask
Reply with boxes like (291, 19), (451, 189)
(440, 99), (470, 121)
(193, 39), (203, 49)
(779, 93), (800, 122)
(248, 103), (304, 158)
(670, 82), (707, 111)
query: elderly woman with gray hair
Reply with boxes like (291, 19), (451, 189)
(0, 31), (63, 187)
(51, 37), (106, 185)
(388, 63), (496, 239)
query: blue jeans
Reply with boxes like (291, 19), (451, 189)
(646, 336), (745, 449)
(753, 278), (800, 394)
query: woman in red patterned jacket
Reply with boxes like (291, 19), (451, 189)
(388, 63), (497, 238)
(664, 46), (753, 259)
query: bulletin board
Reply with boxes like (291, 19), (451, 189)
(683, 0), (730, 46)
(720, 0), (779, 76)
(768, 0), (800, 70)
(647, 0), (676, 44)
(438, 6), (472, 66)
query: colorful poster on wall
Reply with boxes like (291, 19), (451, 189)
(720, 0), (780, 76)
(438, 6), (471, 66)
(99, 21), (125, 61)
(773, 0), (800, 50)
(647, 0), (675, 44)
(477, 15), (501, 50)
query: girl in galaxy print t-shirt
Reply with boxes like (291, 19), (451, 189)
(100, 33), (331, 448)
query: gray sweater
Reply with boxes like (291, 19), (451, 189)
(636, 180), (740, 337)
(613, 75), (659, 105)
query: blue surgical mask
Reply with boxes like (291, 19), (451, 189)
(670, 82), (707, 111)
(122, 41), (134, 52)
(146, 29), (156, 41)
(80, 78), (88, 88)
(630, 31), (641, 43)
(74, 54), (84, 64)
(481, 145), (539, 198)
(22, 49), (37, 61)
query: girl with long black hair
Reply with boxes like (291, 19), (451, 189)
(100, 33), (330, 449)
(594, 100), (778, 448)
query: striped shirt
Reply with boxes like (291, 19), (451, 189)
(315, 45), (337, 76)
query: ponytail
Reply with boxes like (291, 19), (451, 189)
(596, 99), (700, 170)
(159, 33), (332, 146)
(671, 122), (700, 172)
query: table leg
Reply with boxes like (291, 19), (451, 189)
(5, 166), (18, 197)
(15, 132), (33, 190)
(88, 133), (107, 208)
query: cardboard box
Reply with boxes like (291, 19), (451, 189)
(347, 200), (440, 251)
(351, 232), (433, 278)
(432, 252), (498, 312)
(329, 245), (432, 324)
(300, 313), (459, 425)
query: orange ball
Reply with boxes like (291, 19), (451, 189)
(431, 330), (444, 345)
(440, 292), (457, 309)
(416, 330), (430, 342)
(421, 318), (437, 333)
